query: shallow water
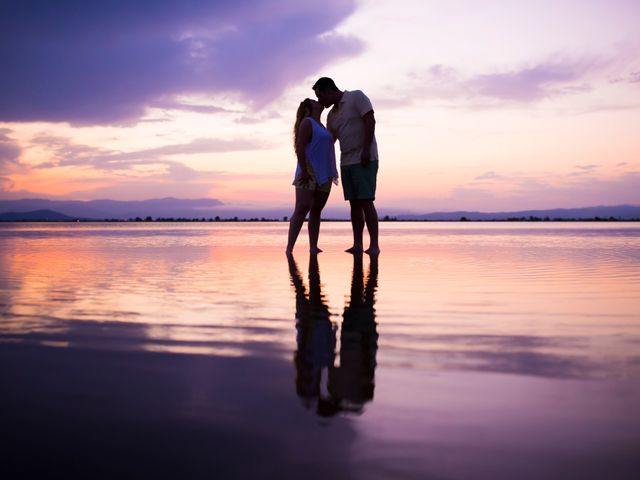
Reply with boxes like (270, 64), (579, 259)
(1, 222), (639, 479)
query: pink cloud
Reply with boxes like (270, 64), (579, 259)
(409, 55), (613, 106)
(0, 128), (21, 170)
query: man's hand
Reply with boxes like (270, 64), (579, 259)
(361, 149), (371, 166)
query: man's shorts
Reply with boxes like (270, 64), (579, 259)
(292, 160), (332, 193)
(340, 161), (378, 201)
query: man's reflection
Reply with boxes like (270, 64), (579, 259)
(288, 253), (378, 417)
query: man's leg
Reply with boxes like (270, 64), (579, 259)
(347, 200), (365, 253)
(362, 200), (379, 254)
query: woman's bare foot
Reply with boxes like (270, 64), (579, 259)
(345, 246), (363, 253)
(365, 246), (380, 255)
(309, 247), (323, 254)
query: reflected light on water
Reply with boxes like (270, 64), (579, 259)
(1, 222), (639, 378)
(2, 222), (640, 478)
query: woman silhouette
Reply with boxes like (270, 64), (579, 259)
(286, 99), (338, 254)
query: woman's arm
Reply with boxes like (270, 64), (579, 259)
(295, 118), (312, 182)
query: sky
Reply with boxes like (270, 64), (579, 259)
(1, 0), (639, 213)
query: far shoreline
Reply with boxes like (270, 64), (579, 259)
(1, 217), (639, 223)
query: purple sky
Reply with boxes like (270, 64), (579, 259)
(0, 0), (638, 210)
(0, 0), (361, 124)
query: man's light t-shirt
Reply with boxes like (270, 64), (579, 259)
(327, 90), (379, 166)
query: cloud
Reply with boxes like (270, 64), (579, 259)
(30, 135), (267, 171)
(568, 164), (599, 177)
(66, 175), (218, 201)
(370, 96), (413, 110)
(573, 103), (640, 115)
(0, 128), (21, 170)
(6, 133), (277, 200)
(234, 110), (283, 124)
(401, 167), (640, 212)
(413, 56), (608, 106)
(610, 70), (640, 85)
(474, 170), (505, 181)
(461, 170), (640, 210)
(0, 0), (363, 125)
(149, 99), (237, 114)
(466, 62), (592, 101)
(0, 176), (15, 191)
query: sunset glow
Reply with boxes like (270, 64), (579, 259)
(1, 0), (639, 213)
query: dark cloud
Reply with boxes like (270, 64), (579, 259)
(0, 0), (362, 125)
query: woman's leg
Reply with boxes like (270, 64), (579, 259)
(308, 190), (330, 253)
(286, 188), (313, 253)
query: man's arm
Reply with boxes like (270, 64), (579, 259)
(361, 110), (376, 166)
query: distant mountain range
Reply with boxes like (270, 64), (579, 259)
(0, 198), (639, 221)
(0, 197), (224, 220)
(397, 205), (640, 221)
(0, 209), (76, 221)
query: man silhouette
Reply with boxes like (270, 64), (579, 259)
(313, 77), (380, 254)
(329, 252), (379, 413)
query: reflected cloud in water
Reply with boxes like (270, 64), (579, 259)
(289, 252), (379, 417)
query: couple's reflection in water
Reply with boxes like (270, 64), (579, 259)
(287, 252), (379, 417)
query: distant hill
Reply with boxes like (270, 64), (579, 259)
(0, 209), (77, 221)
(0, 198), (638, 221)
(0, 197), (224, 220)
(397, 205), (640, 221)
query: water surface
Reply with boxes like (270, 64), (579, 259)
(1, 222), (639, 479)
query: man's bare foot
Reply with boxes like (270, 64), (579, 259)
(310, 247), (323, 254)
(365, 246), (380, 255)
(345, 246), (363, 253)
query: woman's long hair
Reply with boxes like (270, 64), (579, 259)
(293, 98), (313, 152)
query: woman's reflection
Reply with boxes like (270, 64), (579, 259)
(288, 253), (379, 417)
(288, 253), (338, 416)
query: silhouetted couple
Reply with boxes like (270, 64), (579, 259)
(286, 77), (380, 255)
(288, 253), (379, 417)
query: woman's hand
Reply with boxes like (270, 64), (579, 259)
(298, 170), (312, 185)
